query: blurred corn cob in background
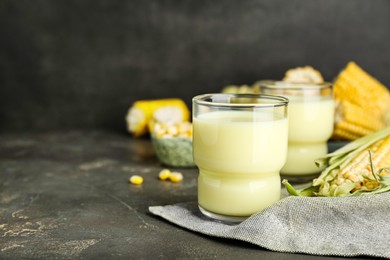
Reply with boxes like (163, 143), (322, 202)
(126, 98), (190, 137)
(283, 126), (390, 197)
(332, 62), (390, 140)
(282, 66), (324, 84)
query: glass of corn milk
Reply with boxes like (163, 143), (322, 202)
(259, 81), (334, 182)
(192, 94), (289, 223)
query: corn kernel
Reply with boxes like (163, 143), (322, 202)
(152, 121), (192, 139)
(129, 175), (143, 185)
(347, 174), (360, 183)
(158, 169), (171, 180)
(364, 181), (379, 190)
(178, 122), (191, 134)
(343, 171), (351, 179)
(153, 124), (166, 138)
(169, 172), (183, 183)
(345, 179), (353, 185)
(167, 125), (179, 136)
(335, 177), (345, 186)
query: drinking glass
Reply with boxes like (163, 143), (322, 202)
(192, 93), (289, 223)
(259, 81), (334, 182)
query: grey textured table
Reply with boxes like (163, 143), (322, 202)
(0, 131), (371, 259)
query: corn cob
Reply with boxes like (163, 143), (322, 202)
(325, 136), (390, 194)
(282, 66), (324, 84)
(333, 62), (390, 140)
(125, 99), (190, 137)
(283, 126), (390, 197)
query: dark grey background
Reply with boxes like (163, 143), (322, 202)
(1, 0), (389, 133)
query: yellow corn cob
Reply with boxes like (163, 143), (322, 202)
(332, 127), (361, 141)
(335, 121), (374, 137)
(336, 100), (385, 132)
(125, 99), (190, 137)
(333, 62), (390, 140)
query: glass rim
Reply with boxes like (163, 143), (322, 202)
(257, 80), (332, 91)
(192, 93), (289, 108)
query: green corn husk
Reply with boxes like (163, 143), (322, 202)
(283, 126), (390, 197)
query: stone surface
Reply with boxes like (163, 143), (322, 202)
(0, 131), (368, 259)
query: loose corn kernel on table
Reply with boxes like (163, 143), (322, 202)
(0, 130), (373, 259)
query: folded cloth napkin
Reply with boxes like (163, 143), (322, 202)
(149, 191), (390, 259)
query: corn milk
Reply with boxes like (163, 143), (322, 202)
(281, 97), (334, 175)
(193, 110), (288, 216)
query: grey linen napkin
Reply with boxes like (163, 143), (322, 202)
(149, 191), (390, 258)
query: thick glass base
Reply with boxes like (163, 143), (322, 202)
(198, 205), (247, 224)
(281, 142), (327, 182)
(197, 171), (281, 219)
